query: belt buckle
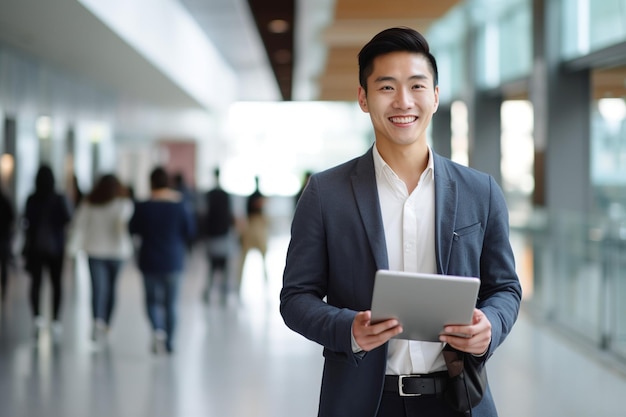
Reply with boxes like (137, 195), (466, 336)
(398, 375), (421, 397)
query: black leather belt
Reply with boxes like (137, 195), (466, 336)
(383, 372), (448, 397)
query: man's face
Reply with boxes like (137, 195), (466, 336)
(358, 51), (439, 149)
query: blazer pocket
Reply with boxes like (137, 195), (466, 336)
(450, 222), (483, 275)
(453, 222), (482, 239)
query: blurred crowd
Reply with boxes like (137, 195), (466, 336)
(0, 164), (307, 355)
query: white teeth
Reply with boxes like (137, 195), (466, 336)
(389, 116), (416, 124)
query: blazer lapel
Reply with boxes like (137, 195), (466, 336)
(352, 149), (389, 271)
(433, 154), (457, 275)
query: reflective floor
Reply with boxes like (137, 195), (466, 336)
(1, 229), (626, 417)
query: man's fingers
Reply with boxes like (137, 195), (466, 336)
(354, 310), (371, 326)
(370, 318), (401, 333)
(353, 312), (403, 352)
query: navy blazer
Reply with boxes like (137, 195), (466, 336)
(280, 147), (522, 417)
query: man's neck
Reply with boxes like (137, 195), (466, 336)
(376, 141), (429, 193)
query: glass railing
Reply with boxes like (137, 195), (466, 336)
(510, 208), (626, 362)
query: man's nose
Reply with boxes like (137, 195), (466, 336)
(393, 88), (413, 108)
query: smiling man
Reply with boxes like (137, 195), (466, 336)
(280, 27), (522, 417)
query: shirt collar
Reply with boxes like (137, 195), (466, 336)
(372, 143), (435, 184)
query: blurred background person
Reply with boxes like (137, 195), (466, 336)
(172, 172), (194, 212)
(0, 184), (15, 303)
(294, 170), (313, 209)
(172, 171), (197, 251)
(66, 173), (134, 344)
(69, 173), (84, 210)
(202, 168), (236, 305)
(236, 175), (269, 297)
(22, 165), (72, 340)
(129, 167), (195, 354)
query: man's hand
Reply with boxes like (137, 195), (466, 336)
(352, 311), (403, 352)
(439, 308), (491, 355)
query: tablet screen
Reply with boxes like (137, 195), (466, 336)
(370, 270), (480, 342)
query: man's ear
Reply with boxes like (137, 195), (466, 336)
(357, 86), (368, 112)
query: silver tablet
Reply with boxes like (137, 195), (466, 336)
(370, 270), (480, 342)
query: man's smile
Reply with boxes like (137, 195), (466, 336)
(388, 116), (418, 124)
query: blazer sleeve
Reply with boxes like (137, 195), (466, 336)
(477, 176), (522, 357)
(280, 174), (359, 363)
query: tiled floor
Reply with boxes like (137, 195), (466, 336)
(1, 229), (626, 417)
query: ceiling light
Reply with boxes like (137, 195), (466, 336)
(268, 19), (290, 34)
(274, 49), (291, 64)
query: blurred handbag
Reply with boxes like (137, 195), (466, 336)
(442, 345), (488, 414)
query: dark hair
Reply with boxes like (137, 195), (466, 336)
(34, 165), (55, 195)
(88, 174), (126, 205)
(172, 172), (185, 188)
(358, 27), (439, 93)
(150, 167), (169, 190)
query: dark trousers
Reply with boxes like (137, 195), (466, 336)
(207, 256), (228, 295)
(0, 240), (11, 299)
(0, 251), (8, 299)
(377, 391), (466, 417)
(28, 255), (64, 320)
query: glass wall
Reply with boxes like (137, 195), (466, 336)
(450, 101), (469, 166)
(561, 0), (626, 59)
(428, 6), (468, 104)
(520, 95), (626, 360)
(471, 0), (532, 88)
(428, 0), (532, 96)
(591, 98), (626, 218)
(589, 97), (626, 355)
(501, 100), (534, 214)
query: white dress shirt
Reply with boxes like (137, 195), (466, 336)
(372, 144), (447, 374)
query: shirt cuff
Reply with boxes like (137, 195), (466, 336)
(351, 331), (364, 354)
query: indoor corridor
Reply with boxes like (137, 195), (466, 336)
(1, 226), (625, 417)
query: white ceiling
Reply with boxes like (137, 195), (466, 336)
(176, 0), (283, 102)
(0, 0), (332, 109)
(0, 0), (500, 109)
(177, 0), (335, 102)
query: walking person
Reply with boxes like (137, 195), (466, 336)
(0, 186), (15, 302)
(129, 167), (195, 354)
(236, 175), (269, 295)
(202, 168), (236, 304)
(280, 27), (522, 417)
(22, 165), (72, 340)
(66, 174), (134, 344)
(172, 172), (197, 251)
